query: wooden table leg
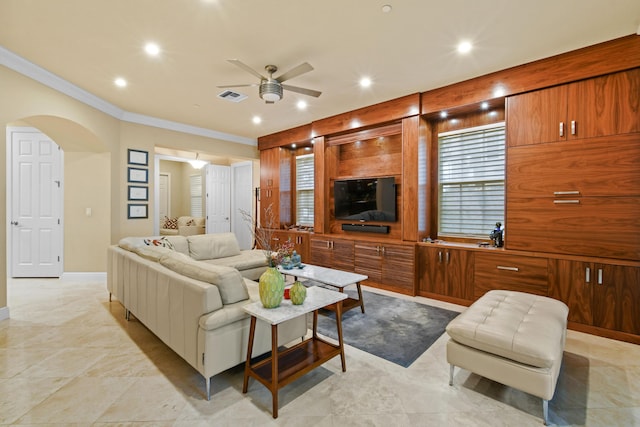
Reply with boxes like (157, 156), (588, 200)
(312, 310), (318, 339)
(271, 323), (279, 418)
(356, 282), (365, 313)
(335, 300), (347, 372)
(242, 316), (257, 393)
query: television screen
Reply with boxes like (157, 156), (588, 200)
(334, 177), (396, 222)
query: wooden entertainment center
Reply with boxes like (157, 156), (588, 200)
(257, 34), (640, 345)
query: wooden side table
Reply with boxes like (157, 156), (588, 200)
(242, 286), (348, 418)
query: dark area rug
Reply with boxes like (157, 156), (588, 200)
(315, 289), (460, 368)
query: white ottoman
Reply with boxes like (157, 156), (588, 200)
(446, 290), (568, 425)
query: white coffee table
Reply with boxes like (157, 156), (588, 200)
(242, 286), (348, 419)
(278, 263), (368, 314)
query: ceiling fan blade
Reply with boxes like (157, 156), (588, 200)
(281, 84), (322, 98)
(216, 83), (258, 88)
(227, 59), (266, 80)
(276, 62), (314, 83)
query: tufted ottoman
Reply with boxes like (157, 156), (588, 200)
(446, 290), (568, 425)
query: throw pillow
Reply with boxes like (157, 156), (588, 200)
(163, 216), (178, 230)
(143, 236), (175, 250)
(186, 218), (196, 226)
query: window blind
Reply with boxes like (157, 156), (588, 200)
(296, 154), (314, 226)
(438, 123), (505, 237)
(190, 174), (203, 217)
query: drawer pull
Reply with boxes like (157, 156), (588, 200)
(597, 268), (603, 285)
(571, 120), (577, 135)
(553, 200), (580, 204)
(553, 191), (580, 196)
(559, 122), (564, 137)
(585, 267), (591, 284)
(497, 266), (519, 272)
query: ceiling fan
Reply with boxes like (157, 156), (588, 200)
(218, 59), (322, 103)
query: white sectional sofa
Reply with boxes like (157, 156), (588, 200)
(106, 232), (307, 400)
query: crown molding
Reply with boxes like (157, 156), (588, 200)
(0, 45), (256, 146)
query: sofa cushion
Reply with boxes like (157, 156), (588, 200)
(203, 250), (268, 271)
(187, 233), (241, 260)
(159, 252), (249, 304)
(143, 237), (174, 250)
(133, 245), (173, 262)
(445, 290), (568, 369)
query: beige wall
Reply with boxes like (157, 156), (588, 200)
(64, 152), (111, 271)
(0, 65), (259, 312)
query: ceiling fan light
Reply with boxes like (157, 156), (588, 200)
(259, 80), (283, 102)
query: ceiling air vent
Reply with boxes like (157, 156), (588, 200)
(217, 90), (248, 103)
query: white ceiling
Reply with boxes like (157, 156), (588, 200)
(1, 0), (639, 143)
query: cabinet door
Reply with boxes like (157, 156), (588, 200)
(332, 239), (354, 272)
(506, 85), (568, 147)
(260, 187), (280, 228)
(354, 242), (382, 281)
(506, 196), (640, 260)
(446, 249), (474, 301)
(568, 68), (640, 139)
(548, 259), (593, 325)
(592, 263), (640, 334)
(507, 135), (640, 198)
(474, 253), (548, 298)
(293, 233), (309, 262)
(259, 148), (280, 188)
(309, 237), (332, 267)
(381, 244), (415, 293)
(418, 246), (447, 295)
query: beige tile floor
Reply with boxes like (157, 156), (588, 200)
(1, 277), (639, 426)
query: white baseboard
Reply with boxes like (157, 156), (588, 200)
(0, 306), (9, 322)
(60, 272), (107, 282)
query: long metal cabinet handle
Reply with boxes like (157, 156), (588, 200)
(553, 191), (580, 195)
(438, 251), (442, 263)
(597, 268), (603, 285)
(553, 200), (580, 204)
(497, 266), (519, 272)
(585, 267), (591, 283)
(559, 122), (564, 137)
(445, 251), (450, 264)
(571, 120), (576, 135)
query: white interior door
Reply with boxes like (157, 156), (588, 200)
(158, 173), (170, 220)
(206, 164), (230, 233)
(231, 162), (253, 250)
(10, 128), (63, 277)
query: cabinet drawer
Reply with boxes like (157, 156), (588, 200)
(506, 197), (640, 260)
(474, 253), (548, 298)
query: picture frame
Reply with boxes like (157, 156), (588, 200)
(128, 167), (148, 183)
(128, 149), (148, 166)
(127, 204), (148, 219)
(128, 185), (149, 201)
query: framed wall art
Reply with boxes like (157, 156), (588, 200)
(127, 204), (148, 219)
(128, 185), (149, 201)
(128, 167), (148, 183)
(128, 149), (148, 166)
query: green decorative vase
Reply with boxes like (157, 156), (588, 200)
(290, 280), (307, 305)
(259, 267), (285, 308)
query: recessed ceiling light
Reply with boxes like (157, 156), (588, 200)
(291, 144), (297, 148)
(114, 77), (127, 87)
(381, 5), (392, 13)
(297, 100), (307, 110)
(252, 116), (262, 124)
(457, 40), (472, 54)
(359, 77), (372, 88)
(481, 102), (489, 110)
(144, 42), (160, 56)
(493, 86), (506, 97)
(440, 111), (448, 118)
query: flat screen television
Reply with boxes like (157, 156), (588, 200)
(334, 177), (396, 222)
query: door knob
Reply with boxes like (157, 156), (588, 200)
(10, 221), (18, 226)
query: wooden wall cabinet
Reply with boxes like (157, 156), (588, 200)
(354, 242), (415, 295)
(507, 68), (640, 148)
(259, 147), (293, 228)
(548, 259), (640, 335)
(474, 253), (548, 299)
(309, 236), (354, 272)
(417, 246), (474, 302)
(270, 230), (310, 263)
(506, 68), (640, 260)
